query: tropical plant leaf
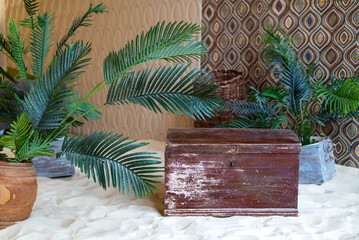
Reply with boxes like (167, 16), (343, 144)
(66, 91), (102, 122)
(263, 28), (313, 116)
(61, 132), (163, 198)
(0, 113), (32, 152)
(314, 77), (359, 116)
(103, 21), (207, 84)
(20, 0), (39, 29)
(0, 80), (26, 99)
(15, 131), (54, 162)
(30, 12), (54, 78)
(222, 100), (275, 116)
(56, 3), (107, 56)
(0, 67), (16, 83)
(0, 33), (16, 63)
(106, 64), (220, 120)
(21, 41), (92, 130)
(7, 18), (28, 82)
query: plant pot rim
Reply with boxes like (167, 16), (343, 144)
(0, 159), (33, 167)
(303, 137), (331, 147)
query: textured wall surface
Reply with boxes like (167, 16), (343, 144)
(202, 0), (359, 167)
(4, 0), (202, 140)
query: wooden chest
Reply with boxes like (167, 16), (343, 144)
(164, 128), (301, 217)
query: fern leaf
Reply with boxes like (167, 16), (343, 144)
(61, 132), (162, 198)
(106, 64), (220, 120)
(30, 12), (54, 78)
(56, 3), (107, 55)
(103, 21), (206, 84)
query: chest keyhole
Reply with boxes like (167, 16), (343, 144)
(229, 161), (234, 167)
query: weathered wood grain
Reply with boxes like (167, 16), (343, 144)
(165, 128), (301, 217)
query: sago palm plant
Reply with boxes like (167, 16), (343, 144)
(220, 28), (359, 145)
(0, 0), (220, 197)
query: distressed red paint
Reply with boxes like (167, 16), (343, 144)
(164, 128), (301, 217)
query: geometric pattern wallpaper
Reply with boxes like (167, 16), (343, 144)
(202, 0), (359, 167)
(5, 0), (201, 141)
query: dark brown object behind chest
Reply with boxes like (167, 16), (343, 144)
(164, 128), (301, 217)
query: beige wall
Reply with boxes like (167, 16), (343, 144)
(5, 0), (202, 140)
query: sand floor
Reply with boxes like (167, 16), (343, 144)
(1, 140), (358, 240)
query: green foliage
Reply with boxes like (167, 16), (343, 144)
(103, 21), (206, 84)
(107, 64), (219, 120)
(21, 41), (92, 130)
(56, 3), (107, 56)
(220, 27), (359, 145)
(20, 0), (39, 29)
(7, 18), (28, 82)
(30, 12), (54, 78)
(0, 1), (220, 198)
(61, 132), (162, 198)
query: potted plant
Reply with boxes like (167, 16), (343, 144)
(0, 0), (220, 228)
(219, 28), (359, 184)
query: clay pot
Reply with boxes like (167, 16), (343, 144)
(0, 161), (37, 230)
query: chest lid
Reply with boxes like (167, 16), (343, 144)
(166, 128), (301, 154)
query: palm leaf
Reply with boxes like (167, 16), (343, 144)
(30, 12), (54, 78)
(61, 132), (162, 198)
(106, 64), (220, 120)
(7, 18), (28, 82)
(222, 100), (275, 116)
(263, 28), (312, 116)
(0, 80), (26, 99)
(15, 131), (54, 162)
(0, 67), (16, 83)
(20, 0), (39, 29)
(0, 33), (16, 63)
(0, 113), (31, 152)
(22, 41), (92, 130)
(314, 77), (359, 116)
(56, 3), (107, 56)
(66, 91), (102, 122)
(103, 21), (207, 84)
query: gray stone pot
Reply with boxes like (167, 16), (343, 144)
(299, 138), (336, 184)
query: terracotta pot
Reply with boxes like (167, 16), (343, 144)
(0, 161), (37, 230)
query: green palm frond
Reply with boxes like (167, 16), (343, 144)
(222, 100), (275, 116)
(106, 64), (220, 120)
(248, 85), (288, 104)
(218, 115), (285, 129)
(0, 80), (26, 99)
(0, 33), (16, 63)
(0, 67), (16, 83)
(103, 21), (206, 84)
(22, 41), (92, 130)
(0, 113), (31, 152)
(20, 0), (39, 29)
(15, 131), (54, 162)
(7, 18), (28, 82)
(314, 77), (359, 116)
(56, 3), (107, 55)
(66, 91), (102, 122)
(30, 12), (54, 78)
(0, 96), (19, 126)
(61, 132), (162, 198)
(263, 28), (313, 116)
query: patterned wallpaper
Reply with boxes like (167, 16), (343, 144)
(202, 0), (359, 167)
(4, 0), (201, 141)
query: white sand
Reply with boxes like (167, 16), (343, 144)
(1, 140), (359, 240)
